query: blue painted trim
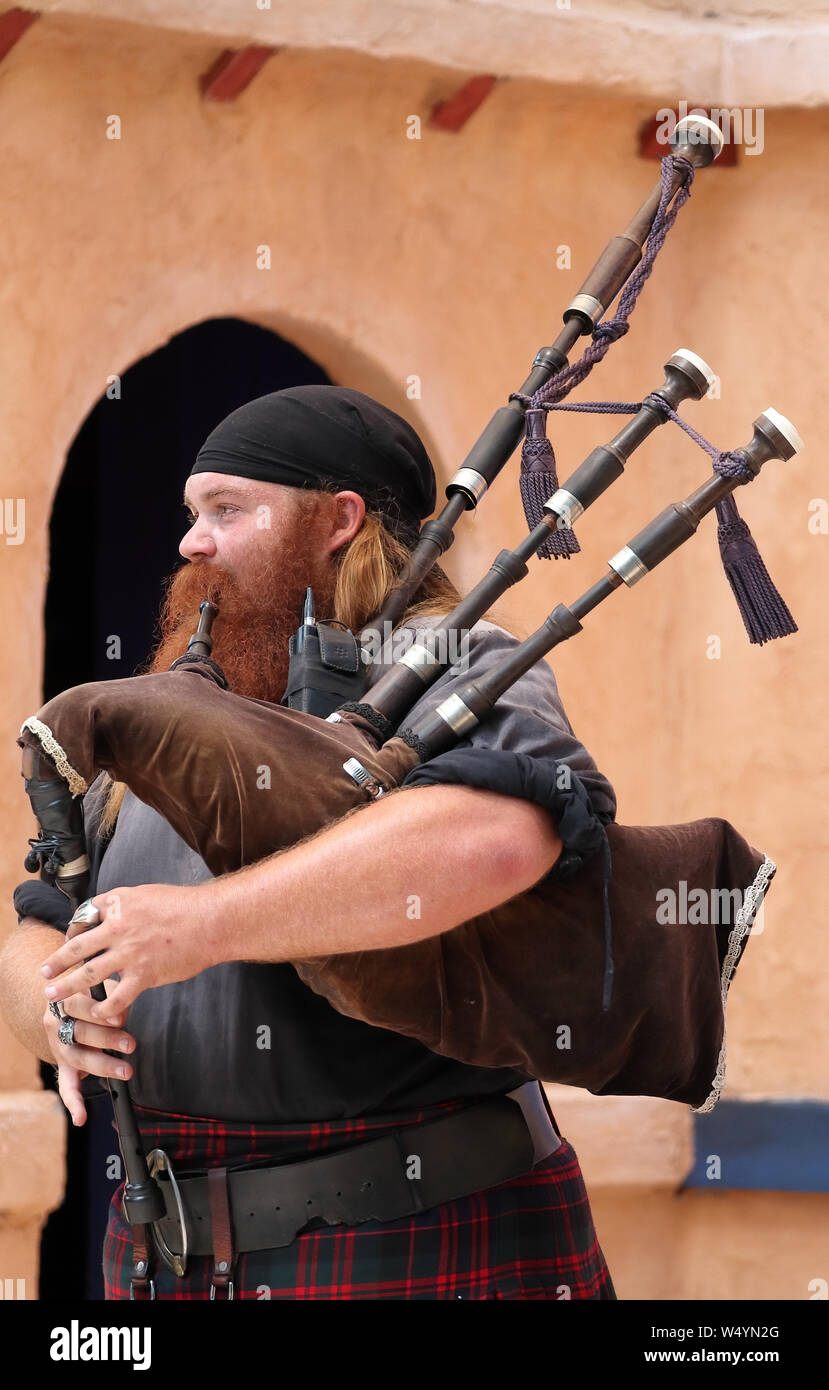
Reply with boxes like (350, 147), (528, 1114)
(684, 1100), (829, 1193)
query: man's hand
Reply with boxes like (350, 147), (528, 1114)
(43, 989), (136, 1127)
(39, 884), (220, 1022)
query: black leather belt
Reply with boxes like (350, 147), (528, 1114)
(148, 1081), (561, 1260)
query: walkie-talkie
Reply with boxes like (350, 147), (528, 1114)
(281, 587), (369, 718)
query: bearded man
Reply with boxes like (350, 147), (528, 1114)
(1, 385), (618, 1301)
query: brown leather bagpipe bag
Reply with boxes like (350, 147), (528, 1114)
(18, 660), (774, 1112)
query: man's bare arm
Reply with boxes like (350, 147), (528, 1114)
(208, 783), (563, 965)
(0, 919), (67, 1061)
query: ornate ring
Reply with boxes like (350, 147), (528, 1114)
(57, 1016), (76, 1047)
(48, 1000), (65, 1020)
(69, 899), (102, 928)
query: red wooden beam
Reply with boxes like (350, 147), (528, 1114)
(638, 109), (738, 166)
(0, 7), (38, 64)
(199, 45), (276, 102)
(429, 74), (498, 132)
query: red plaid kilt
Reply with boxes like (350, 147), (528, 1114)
(103, 1098), (616, 1300)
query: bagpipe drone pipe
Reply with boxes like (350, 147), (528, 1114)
(282, 112), (726, 713)
(17, 404), (800, 1122)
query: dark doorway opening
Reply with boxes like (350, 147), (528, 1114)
(39, 317), (330, 1299)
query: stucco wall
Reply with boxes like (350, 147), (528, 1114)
(33, 0), (829, 107)
(0, 11), (826, 1298)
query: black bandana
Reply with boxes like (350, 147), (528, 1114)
(190, 386), (436, 544)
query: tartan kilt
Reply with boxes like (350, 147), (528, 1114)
(102, 1098), (616, 1301)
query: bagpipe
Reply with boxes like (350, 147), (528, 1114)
(15, 116), (800, 1243)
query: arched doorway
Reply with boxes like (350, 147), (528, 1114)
(40, 317), (331, 1299)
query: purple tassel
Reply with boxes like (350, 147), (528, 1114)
(715, 494), (797, 645)
(519, 409), (580, 559)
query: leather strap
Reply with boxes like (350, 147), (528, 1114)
(152, 1081), (560, 1259)
(207, 1167), (235, 1299)
(129, 1223), (155, 1300)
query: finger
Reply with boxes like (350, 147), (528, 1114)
(91, 976), (139, 1019)
(62, 993), (127, 1029)
(66, 891), (117, 938)
(50, 1032), (133, 1084)
(40, 924), (110, 980)
(43, 951), (120, 1005)
(43, 1007), (134, 1058)
(54, 1016), (136, 1056)
(56, 1064), (88, 1127)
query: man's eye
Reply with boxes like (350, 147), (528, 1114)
(181, 505), (237, 526)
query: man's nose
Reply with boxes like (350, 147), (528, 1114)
(179, 521), (217, 561)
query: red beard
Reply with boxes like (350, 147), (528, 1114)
(142, 533), (337, 705)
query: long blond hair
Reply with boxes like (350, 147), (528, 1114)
(96, 492), (491, 840)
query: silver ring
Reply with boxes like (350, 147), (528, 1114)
(57, 1016), (76, 1047)
(69, 899), (102, 928)
(48, 1000), (66, 1020)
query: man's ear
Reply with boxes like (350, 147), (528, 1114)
(327, 491), (366, 556)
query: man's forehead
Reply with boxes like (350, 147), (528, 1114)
(183, 473), (280, 506)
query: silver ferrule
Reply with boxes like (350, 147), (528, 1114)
(448, 467), (488, 505)
(399, 643), (443, 683)
(565, 293), (603, 325)
(544, 488), (584, 528)
(607, 545), (649, 587)
(434, 693), (479, 736)
(343, 758), (372, 787)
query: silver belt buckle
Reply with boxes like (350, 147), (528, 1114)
(505, 1081), (562, 1164)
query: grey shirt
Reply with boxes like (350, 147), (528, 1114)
(88, 617), (616, 1121)
(362, 615), (616, 817)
